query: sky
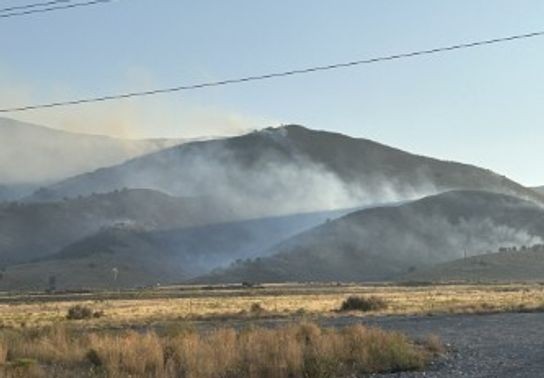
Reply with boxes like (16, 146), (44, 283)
(1, 0), (543, 185)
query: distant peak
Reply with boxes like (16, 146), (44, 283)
(276, 124), (308, 130)
(258, 124), (309, 134)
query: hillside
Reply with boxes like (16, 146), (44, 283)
(0, 188), (243, 265)
(0, 184), (37, 203)
(5, 124), (544, 289)
(0, 117), (181, 200)
(399, 244), (544, 282)
(0, 231), (188, 290)
(30, 125), (543, 217)
(0, 208), (352, 290)
(197, 191), (544, 283)
(533, 186), (544, 195)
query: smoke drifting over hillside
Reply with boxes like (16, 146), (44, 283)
(2, 121), (544, 289)
(365, 214), (544, 265)
(199, 191), (544, 283)
(0, 67), (271, 195)
(0, 66), (270, 140)
(43, 127), (448, 218)
(0, 118), (184, 188)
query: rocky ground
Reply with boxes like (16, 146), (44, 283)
(344, 312), (544, 377)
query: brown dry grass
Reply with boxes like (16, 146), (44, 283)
(422, 334), (446, 355)
(0, 322), (432, 378)
(7, 326), (87, 366)
(1, 283), (544, 330)
(0, 341), (7, 365)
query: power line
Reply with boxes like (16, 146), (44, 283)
(1, 30), (543, 113)
(0, 0), (72, 13)
(0, 0), (113, 19)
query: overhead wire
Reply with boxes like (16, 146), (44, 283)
(1, 30), (543, 113)
(0, 0), (113, 19)
(0, 0), (73, 13)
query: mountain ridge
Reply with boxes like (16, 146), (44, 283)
(29, 125), (544, 215)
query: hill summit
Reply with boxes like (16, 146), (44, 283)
(31, 125), (542, 218)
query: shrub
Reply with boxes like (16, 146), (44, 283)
(422, 334), (446, 355)
(339, 295), (388, 312)
(92, 310), (105, 319)
(250, 302), (265, 314)
(85, 349), (101, 366)
(66, 305), (93, 320)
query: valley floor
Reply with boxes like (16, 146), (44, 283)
(2, 283), (544, 376)
(2, 282), (544, 329)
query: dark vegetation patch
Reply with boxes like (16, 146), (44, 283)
(66, 305), (104, 320)
(339, 295), (388, 312)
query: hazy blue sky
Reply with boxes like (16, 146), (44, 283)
(1, 0), (543, 185)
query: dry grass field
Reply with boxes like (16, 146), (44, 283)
(1, 282), (543, 377)
(1, 283), (544, 330)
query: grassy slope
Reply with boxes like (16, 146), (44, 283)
(399, 245), (544, 282)
(198, 190), (544, 284)
(0, 188), (241, 265)
(0, 209), (352, 290)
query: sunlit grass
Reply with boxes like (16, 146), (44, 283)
(0, 322), (434, 377)
(1, 283), (544, 329)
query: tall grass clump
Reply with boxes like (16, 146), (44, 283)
(87, 331), (164, 376)
(0, 340), (7, 366)
(0, 322), (435, 377)
(3, 325), (86, 366)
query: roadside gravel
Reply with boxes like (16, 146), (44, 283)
(340, 312), (544, 377)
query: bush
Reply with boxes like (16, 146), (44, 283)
(85, 348), (101, 366)
(249, 302), (265, 314)
(66, 305), (103, 320)
(422, 334), (446, 355)
(339, 295), (388, 312)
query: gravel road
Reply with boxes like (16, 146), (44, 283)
(324, 312), (544, 377)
